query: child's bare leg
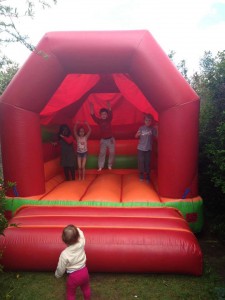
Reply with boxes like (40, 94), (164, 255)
(82, 168), (85, 180)
(77, 156), (82, 180)
(82, 157), (87, 180)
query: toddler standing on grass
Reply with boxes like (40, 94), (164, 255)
(55, 225), (91, 300)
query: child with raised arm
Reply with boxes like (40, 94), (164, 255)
(74, 121), (92, 180)
(55, 225), (91, 300)
(90, 101), (115, 171)
(135, 114), (157, 182)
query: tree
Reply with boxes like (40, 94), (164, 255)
(0, 59), (18, 94)
(177, 59), (189, 82)
(0, 178), (15, 236)
(0, 1), (57, 65)
(168, 50), (190, 82)
(193, 51), (225, 193)
(191, 50), (225, 241)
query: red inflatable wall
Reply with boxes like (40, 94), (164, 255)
(0, 30), (200, 198)
(0, 206), (202, 275)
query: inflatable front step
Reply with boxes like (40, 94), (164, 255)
(0, 206), (202, 275)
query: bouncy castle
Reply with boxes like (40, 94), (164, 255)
(0, 31), (203, 275)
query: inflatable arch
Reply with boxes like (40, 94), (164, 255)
(0, 31), (203, 274)
(0, 30), (200, 199)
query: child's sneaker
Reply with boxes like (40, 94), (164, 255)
(108, 166), (112, 170)
(97, 168), (102, 171)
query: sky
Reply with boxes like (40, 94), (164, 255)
(3, 0), (225, 75)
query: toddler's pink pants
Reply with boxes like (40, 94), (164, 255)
(66, 266), (91, 300)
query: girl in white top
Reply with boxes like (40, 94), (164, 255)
(74, 121), (91, 180)
(55, 225), (91, 300)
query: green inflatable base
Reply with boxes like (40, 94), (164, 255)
(4, 197), (203, 233)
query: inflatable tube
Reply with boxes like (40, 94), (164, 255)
(0, 206), (202, 275)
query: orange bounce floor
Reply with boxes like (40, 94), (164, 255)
(26, 169), (160, 203)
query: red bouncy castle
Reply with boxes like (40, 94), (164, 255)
(0, 31), (202, 275)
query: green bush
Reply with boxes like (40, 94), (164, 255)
(0, 178), (15, 236)
(191, 50), (225, 243)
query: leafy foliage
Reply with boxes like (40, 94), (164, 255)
(0, 1), (56, 44)
(0, 59), (18, 94)
(0, 178), (16, 273)
(0, 178), (15, 236)
(191, 50), (225, 242)
(193, 51), (225, 193)
(0, 0), (57, 66)
(168, 50), (190, 82)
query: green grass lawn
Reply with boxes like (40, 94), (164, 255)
(0, 264), (224, 300)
